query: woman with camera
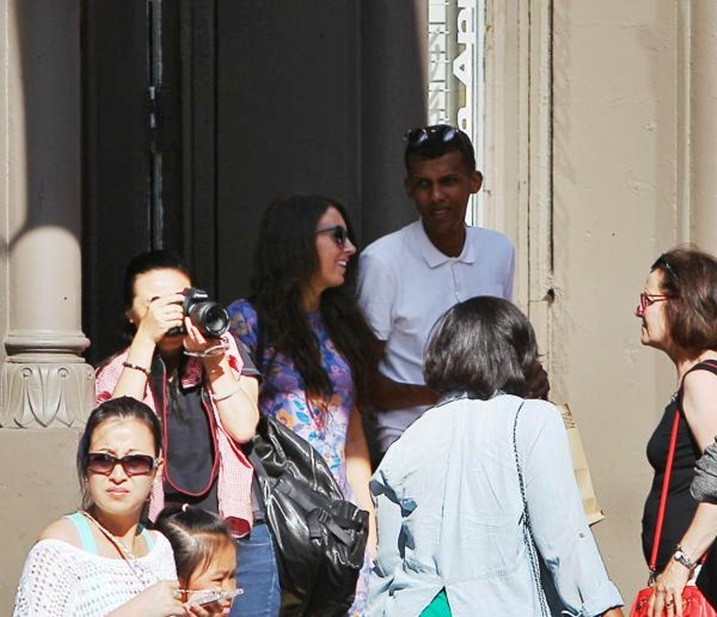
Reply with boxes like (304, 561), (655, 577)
(228, 194), (378, 614)
(95, 250), (280, 617)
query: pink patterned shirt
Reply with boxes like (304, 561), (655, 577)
(95, 334), (254, 537)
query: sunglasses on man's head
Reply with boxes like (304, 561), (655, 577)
(87, 452), (158, 476)
(315, 225), (349, 247)
(405, 124), (462, 148)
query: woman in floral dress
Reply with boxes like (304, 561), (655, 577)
(228, 194), (378, 615)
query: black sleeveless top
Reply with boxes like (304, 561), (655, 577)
(152, 341), (260, 515)
(642, 360), (717, 573)
(163, 382), (219, 512)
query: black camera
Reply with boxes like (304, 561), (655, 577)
(168, 287), (229, 338)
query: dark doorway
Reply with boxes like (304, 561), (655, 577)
(82, 0), (425, 366)
(82, 0), (219, 365)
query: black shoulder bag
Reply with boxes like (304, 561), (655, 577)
(246, 414), (369, 617)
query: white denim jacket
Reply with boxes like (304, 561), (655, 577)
(367, 394), (623, 617)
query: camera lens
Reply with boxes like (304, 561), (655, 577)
(188, 301), (229, 337)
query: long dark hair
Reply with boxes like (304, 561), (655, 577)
(249, 194), (378, 402)
(424, 296), (539, 398)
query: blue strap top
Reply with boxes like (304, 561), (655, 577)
(65, 511), (154, 554)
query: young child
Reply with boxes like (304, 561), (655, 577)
(154, 504), (241, 616)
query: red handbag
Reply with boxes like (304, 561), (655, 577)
(629, 410), (717, 617)
(631, 586), (716, 616)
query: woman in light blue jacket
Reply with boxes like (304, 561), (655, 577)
(367, 296), (624, 617)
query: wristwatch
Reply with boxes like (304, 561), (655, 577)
(673, 545), (698, 571)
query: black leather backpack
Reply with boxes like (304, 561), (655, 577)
(245, 415), (369, 617)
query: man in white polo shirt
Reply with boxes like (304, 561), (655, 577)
(357, 124), (517, 460)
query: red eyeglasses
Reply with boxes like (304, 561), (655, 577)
(637, 291), (670, 314)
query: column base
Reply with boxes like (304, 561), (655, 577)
(0, 360), (95, 428)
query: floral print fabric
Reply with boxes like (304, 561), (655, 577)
(228, 299), (369, 615)
(228, 299), (355, 498)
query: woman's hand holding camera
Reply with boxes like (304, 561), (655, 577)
(183, 318), (225, 360)
(184, 320), (237, 399)
(108, 579), (229, 617)
(135, 293), (186, 346)
(189, 323), (258, 444)
(119, 292), (187, 387)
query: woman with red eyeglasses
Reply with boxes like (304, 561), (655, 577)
(634, 247), (717, 617)
(13, 397), (186, 617)
(227, 194), (379, 615)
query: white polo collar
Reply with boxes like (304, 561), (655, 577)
(411, 219), (476, 268)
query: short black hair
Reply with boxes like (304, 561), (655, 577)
(122, 250), (192, 312)
(77, 396), (162, 509)
(404, 124), (477, 173)
(424, 296), (539, 398)
(120, 249), (193, 340)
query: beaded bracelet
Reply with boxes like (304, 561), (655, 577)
(122, 361), (151, 377)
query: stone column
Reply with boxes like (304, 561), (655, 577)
(0, 4), (94, 609)
(691, 2), (717, 252)
(0, 0), (94, 429)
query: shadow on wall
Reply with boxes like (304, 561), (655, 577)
(2, 0), (83, 259)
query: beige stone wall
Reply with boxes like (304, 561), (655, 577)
(528, 0), (717, 601)
(549, 0), (681, 598)
(483, 0), (717, 602)
(0, 430), (82, 615)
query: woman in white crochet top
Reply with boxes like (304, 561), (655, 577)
(13, 397), (186, 617)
